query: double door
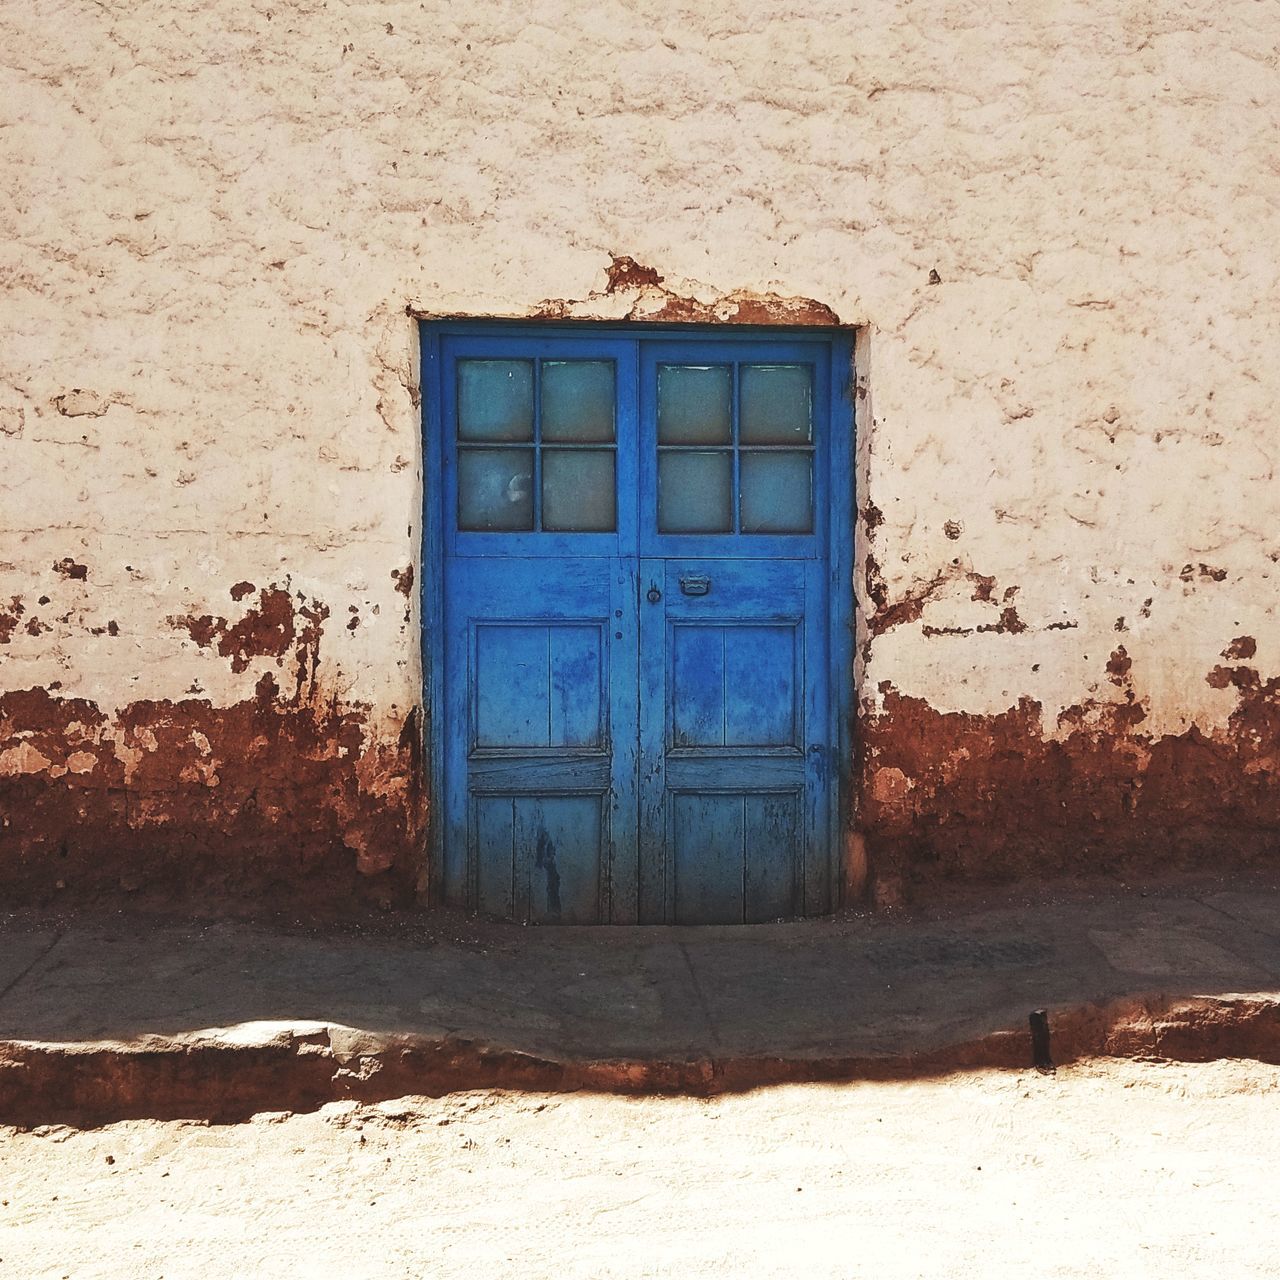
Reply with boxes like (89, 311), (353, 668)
(431, 327), (847, 924)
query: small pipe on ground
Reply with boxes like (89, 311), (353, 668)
(1029, 1009), (1054, 1073)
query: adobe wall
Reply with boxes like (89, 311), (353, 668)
(1, 0), (1276, 909)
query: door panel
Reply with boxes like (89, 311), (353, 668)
(639, 557), (826, 924)
(667, 793), (803, 925)
(473, 623), (604, 750)
(744, 793), (803, 921)
(444, 556), (638, 924)
(473, 794), (606, 925)
(669, 622), (798, 748)
(671, 793), (746, 926)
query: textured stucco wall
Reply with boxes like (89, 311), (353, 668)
(1, 0), (1277, 906)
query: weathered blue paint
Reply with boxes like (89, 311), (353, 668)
(424, 324), (853, 925)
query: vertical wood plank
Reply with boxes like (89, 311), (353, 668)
(475, 624), (551, 748)
(744, 792), (800, 922)
(608, 559), (640, 922)
(671, 624), (725, 748)
(517, 795), (602, 925)
(802, 560), (831, 914)
(724, 624), (797, 747)
(475, 796), (516, 920)
(638, 558), (669, 923)
(442, 563), (473, 908)
(549, 624), (602, 747)
(673, 793), (745, 925)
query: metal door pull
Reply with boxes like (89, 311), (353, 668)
(679, 575), (711, 596)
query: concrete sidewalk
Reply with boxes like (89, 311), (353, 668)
(1, 881), (1279, 1123)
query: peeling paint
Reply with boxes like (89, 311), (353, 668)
(1106, 646), (1132, 685)
(867, 563), (1041, 639)
(0, 677), (425, 909)
(1181, 563), (1229, 584)
(529, 254), (842, 328)
(168, 584), (329, 693)
(51, 389), (108, 418)
(0, 597), (22, 645)
(858, 656), (1280, 898)
(1224, 636), (1258, 661)
(1, 571), (425, 907)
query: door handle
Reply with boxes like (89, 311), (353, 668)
(647, 584), (662, 604)
(679, 575), (711, 596)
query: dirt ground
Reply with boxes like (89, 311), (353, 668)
(0, 1060), (1276, 1279)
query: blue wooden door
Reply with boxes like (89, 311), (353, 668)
(432, 327), (846, 925)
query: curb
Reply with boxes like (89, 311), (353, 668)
(1, 993), (1277, 1126)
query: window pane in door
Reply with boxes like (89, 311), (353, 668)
(657, 365), (732, 444)
(458, 448), (534, 530)
(740, 451), (812, 533)
(457, 360), (534, 442)
(658, 450), (732, 532)
(740, 365), (812, 444)
(542, 449), (616, 531)
(542, 361), (616, 442)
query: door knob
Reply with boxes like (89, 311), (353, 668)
(647, 585), (662, 603)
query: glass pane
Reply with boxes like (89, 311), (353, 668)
(457, 448), (534, 530)
(740, 365), (812, 444)
(658, 451), (732, 533)
(457, 360), (534, 442)
(542, 449), (616, 532)
(657, 365), (732, 444)
(542, 361), (615, 442)
(740, 451), (813, 533)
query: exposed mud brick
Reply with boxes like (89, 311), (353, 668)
(170, 586), (297, 674)
(532, 259), (841, 327)
(0, 674), (425, 911)
(859, 670), (1280, 893)
(0, 599), (22, 645)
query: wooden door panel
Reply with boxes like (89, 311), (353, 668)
(473, 794), (605, 924)
(672, 793), (746, 925)
(639, 558), (826, 924)
(668, 791), (803, 925)
(444, 555), (636, 923)
(473, 622), (604, 751)
(670, 622), (800, 748)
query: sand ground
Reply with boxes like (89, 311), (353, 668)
(0, 1059), (1276, 1279)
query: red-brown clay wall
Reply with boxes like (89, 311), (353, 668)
(858, 673), (1280, 905)
(0, 582), (425, 910)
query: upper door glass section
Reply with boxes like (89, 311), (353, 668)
(456, 357), (617, 533)
(436, 329), (834, 557)
(656, 361), (815, 536)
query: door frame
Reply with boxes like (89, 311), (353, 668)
(419, 320), (856, 917)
